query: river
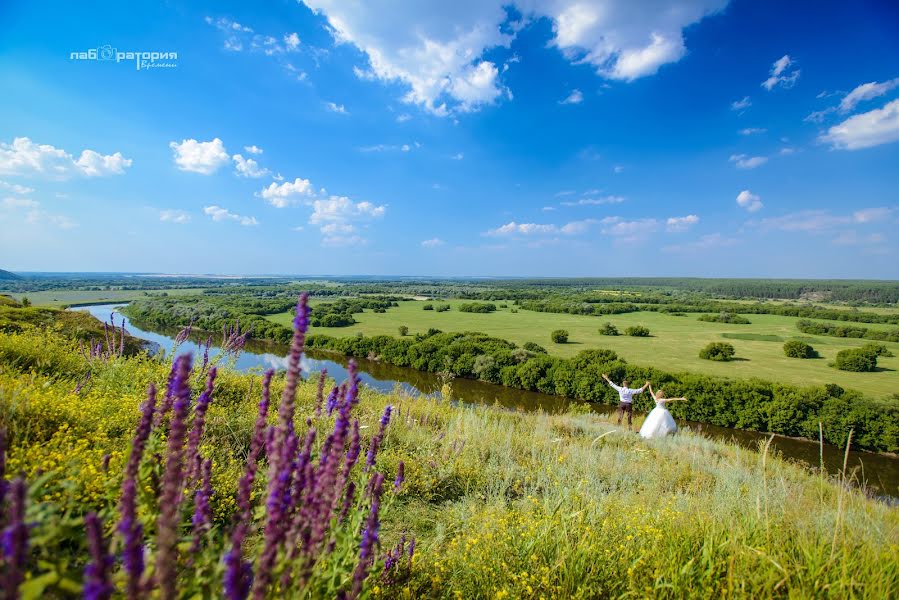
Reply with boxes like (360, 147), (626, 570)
(75, 303), (899, 499)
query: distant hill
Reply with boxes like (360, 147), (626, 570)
(0, 269), (21, 280)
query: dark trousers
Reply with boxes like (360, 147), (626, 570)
(616, 402), (633, 428)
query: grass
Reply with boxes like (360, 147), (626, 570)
(5, 287), (206, 307)
(267, 299), (899, 398)
(0, 322), (897, 598)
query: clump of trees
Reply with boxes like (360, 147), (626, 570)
(796, 319), (899, 343)
(551, 329), (569, 343)
(624, 325), (650, 337)
(398, 325), (409, 336)
(699, 342), (736, 361)
(458, 302), (497, 313)
(523, 342), (547, 354)
(833, 347), (878, 372)
(861, 342), (894, 357)
(783, 340), (818, 358)
(435, 303), (450, 312)
(422, 303), (433, 311)
(698, 312), (751, 324)
(598, 322), (619, 336)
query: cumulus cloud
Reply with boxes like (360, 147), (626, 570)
(0, 180), (35, 194)
(819, 99), (899, 150)
(761, 54), (800, 91)
(0, 137), (132, 179)
(325, 102), (348, 114)
(206, 16), (301, 56)
(244, 145), (263, 154)
(559, 89), (584, 105)
(257, 178), (316, 208)
(560, 195), (625, 207)
(450, 152), (464, 160)
(232, 154), (270, 178)
(302, 0), (725, 114)
(599, 216), (659, 239)
(736, 190), (763, 212)
(729, 154), (767, 169)
(309, 196), (386, 224)
(421, 237), (445, 247)
(203, 205), (259, 226)
(486, 221), (560, 236)
(159, 209), (191, 224)
(665, 214), (699, 232)
(169, 138), (230, 174)
(839, 78), (899, 113)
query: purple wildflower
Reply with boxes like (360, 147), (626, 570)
(364, 405), (392, 471)
(314, 368), (328, 417)
(394, 461), (405, 491)
(118, 383), (157, 600)
(83, 512), (114, 600)
(74, 371), (92, 394)
(190, 458), (213, 557)
(350, 472), (385, 599)
(2, 478), (28, 599)
(154, 358), (181, 428)
(155, 353), (193, 600)
(0, 427), (7, 515)
(325, 386), (339, 416)
(186, 367), (217, 483)
(338, 481), (357, 523)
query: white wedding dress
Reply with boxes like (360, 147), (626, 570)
(639, 398), (678, 439)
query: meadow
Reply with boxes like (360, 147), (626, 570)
(7, 287), (206, 308)
(267, 299), (899, 398)
(0, 297), (897, 598)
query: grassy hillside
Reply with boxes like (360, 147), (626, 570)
(267, 299), (899, 397)
(0, 306), (896, 597)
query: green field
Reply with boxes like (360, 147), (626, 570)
(267, 300), (899, 397)
(7, 288), (206, 307)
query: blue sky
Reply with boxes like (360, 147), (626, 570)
(1, 0), (898, 277)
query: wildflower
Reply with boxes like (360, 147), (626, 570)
(83, 512), (114, 600)
(394, 461), (405, 491)
(365, 405), (392, 471)
(2, 478), (28, 598)
(190, 458), (213, 556)
(314, 368), (328, 417)
(156, 353), (193, 600)
(350, 472), (385, 598)
(186, 366), (217, 483)
(0, 427), (7, 512)
(325, 386), (339, 416)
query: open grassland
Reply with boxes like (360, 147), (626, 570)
(6, 287), (206, 307)
(0, 320), (897, 598)
(268, 300), (899, 397)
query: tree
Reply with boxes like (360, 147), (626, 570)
(624, 325), (650, 337)
(398, 325), (409, 336)
(598, 322), (619, 336)
(523, 341), (547, 354)
(20, 296), (30, 307)
(833, 348), (877, 372)
(422, 303), (433, 311)
(783, 340), (817, 358)
(699, 342), (735, 361)
(551, 329), (569, 344)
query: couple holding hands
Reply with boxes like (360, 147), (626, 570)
(601, 374), (688, 439)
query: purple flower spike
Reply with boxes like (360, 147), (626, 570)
(314, 368), (328, 417)
(84, 512), (114, 600)
(394, 461), (405, 491)
(190, 458), (214, 557)
(187, 366), (217, 483)
(364, 406), (392, 472)
(350, 472), (385, 599)
(155, 353), (193, 600)
(2, 478), (28, 599)
(0, 427), (7, 514)
(325, 386), (339, 416)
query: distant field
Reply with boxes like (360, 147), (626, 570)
(267, 299), (899, 397)
(5, 288), (205, 307)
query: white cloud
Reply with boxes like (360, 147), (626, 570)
(729, 153), (767, 169)
(761, 54), (800, 91)
(613, 165), (624, 173)
(325, 102), (348, 114)
(450, 152), (464, 160)
(559, 219), (598, 234)
(232, 154), (270, 178)
(731, 96), (751, 111)
(0, 137), (132, 179)
(2, 196), (39, 209)
(778, 147), (796, 155)
(666, 214), (699, 232)
(0, 180), (34, 194)
(2, 197), (76, 229)
(560, 195), (625, 206)
(159, 209), (191, 224)
(169, 138), (230, 174)
(203, 205), (259, 226)
(664, 232), (737, 252)
(804, 107), (836, 123)
(559, 89), (584, 105)
(486, 221), (559, 236)
(839, 78), (899, 113)
(258, 177), (316, 208)
(421, 237), (445, 247)
(599, 216), (659, 238)
(284, 32), (301, 50)
(396, 113), (412, 123)
(542, 206), (556, 211)
(207, 17), (301, 56)
(853, 207), (894, 223)
(302, 0), (723, 114)
(819, 99), (899, 150)
(309, 196), (386, 224)
(736, 190), (763, 212)
(244, 145), (263, 154)
(832, 231), (888, 247)
(738, 127), (766, 136)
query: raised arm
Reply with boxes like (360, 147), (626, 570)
(648, 382), (656, 400)
(602, 374), (619, 390)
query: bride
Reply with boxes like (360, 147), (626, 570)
(639, 384), (688, 439)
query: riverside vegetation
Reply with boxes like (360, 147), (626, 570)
(0, 294), (897, 598)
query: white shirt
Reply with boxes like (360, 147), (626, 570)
(609, 383), (643, 404)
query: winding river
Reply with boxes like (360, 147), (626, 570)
(75, 304), (899, 499)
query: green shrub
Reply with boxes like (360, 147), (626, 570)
(551, 329), (569, 344)
(398, 325), (409, 336)
(458, 302), (497, 313)
(783, 340), (817, 358)
(598, 322), (619, 336)
(624, 325), (650, 337)
(522, 342), (547, 354)
(699, 342), (735, 361)
(698, 312), (751, 324)
(423, 303), (434, 310)
(435, 303), (450, 312)
(861, 342), (894, 357)
(833, 348), (877, 372)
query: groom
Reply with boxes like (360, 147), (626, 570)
(602, 374), (649, 431)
